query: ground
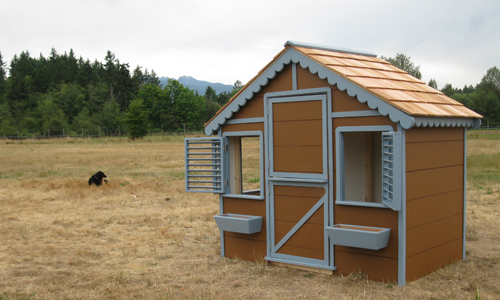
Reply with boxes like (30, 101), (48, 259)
(0, 133), (499, 299)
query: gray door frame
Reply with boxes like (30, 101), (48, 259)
(264, 88), (335, 270)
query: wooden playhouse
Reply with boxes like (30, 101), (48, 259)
(184, 41), (482, 285)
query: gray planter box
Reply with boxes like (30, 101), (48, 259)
(326, 224), (391, 250)
(214, 213), (263, 234)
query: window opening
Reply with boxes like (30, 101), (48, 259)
(336, 126), (401, 210)
(343, 132), (382, 203)
(228, 136), (262, 196)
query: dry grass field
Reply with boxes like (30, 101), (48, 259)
(0, 133), (499, 300)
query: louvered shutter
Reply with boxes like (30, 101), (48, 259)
(185, 137), (225, 193)
(381, 132), (402, 211)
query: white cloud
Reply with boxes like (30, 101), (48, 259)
(1, 0), (499, 87)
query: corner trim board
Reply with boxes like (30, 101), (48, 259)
(463, 128), (467, 259)
(397, 124), (406, 286)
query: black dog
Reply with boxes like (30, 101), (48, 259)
(88, 171), (107, 186)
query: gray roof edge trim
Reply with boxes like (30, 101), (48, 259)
(413, 116), (482, 129)
(285, 40), (377, 57)
(204, 50), (293, 135)
(291, 50), (416, 129)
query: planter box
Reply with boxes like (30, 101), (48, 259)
(214, 213), (263, 234)
(326, 224), (391, 250)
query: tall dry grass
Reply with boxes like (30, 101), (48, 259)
(0, 134), (499, 299)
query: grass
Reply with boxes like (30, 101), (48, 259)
(0, 134), (499, 299)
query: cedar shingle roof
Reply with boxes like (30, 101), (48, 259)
(292, 46), (481, 119)
(204, 41), (481, 135)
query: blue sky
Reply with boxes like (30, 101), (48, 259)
(1, 0), (499, 89)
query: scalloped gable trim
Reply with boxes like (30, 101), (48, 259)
(204, 48), (479, 135)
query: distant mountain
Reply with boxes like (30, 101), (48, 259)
(158, 76), (233, 95)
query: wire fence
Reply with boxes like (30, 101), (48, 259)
(2, 125), (499, 141)
(0, 131), (204, 141)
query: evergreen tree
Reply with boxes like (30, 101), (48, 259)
(0, 52), (6, 95)
(125, 99), (149, 139)
(36, 96), (69, 136)
(428, 78), (438, 89)
(95, 99), (125, 135)
(381, 53), (422, 79)
(72, 107), (98, 136)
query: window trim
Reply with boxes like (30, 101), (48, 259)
(222, 130), (265, 200)
(335, 126), (396, 209)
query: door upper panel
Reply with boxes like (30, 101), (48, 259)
(267, 94), (328, 180)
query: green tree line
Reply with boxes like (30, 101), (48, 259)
(1, 50), (498, 138)
(0, 49), (242, 138)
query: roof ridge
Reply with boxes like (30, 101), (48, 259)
(285, 41), (377, 57)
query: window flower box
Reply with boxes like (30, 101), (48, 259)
(214, 213), (263, 234)
(326, 224), (391, 250)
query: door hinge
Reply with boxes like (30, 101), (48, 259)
(224, 179), (229, 187)
(224, 144), (229, 152)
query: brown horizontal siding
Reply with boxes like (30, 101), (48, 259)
(274, 185), (326, 198)
(230, 96), (264, 119)
(334, 251), (398, 283)
(406, 127), (464, 143)
(334, 229), (399, 259)
(334, 205), (398, 229)
(277, 244), (324, 260)
(274, 195), (324, 225)
(273, 120), (322, 147)
(406, 140), (464, 172)
(224, 235), (267, 262)
(405, 127), (465, 282)
(263, 64), (294, 93)
(273, 100), (323, 122)
(332, 89), (373, 112)
(273, 146), (323, 173)
(406, 165), (464, 201)
(222, 197), (267, 262)
(222, 197), (266, 243)
(275, 221), (324, 251)
(297, 65), (332, 90)
(406, 238), (463, 282)
(406, 189), (463, 229)
(406, 214), (463, 257)
(273, 185), (325, 259)
(333, 205), (399, 276)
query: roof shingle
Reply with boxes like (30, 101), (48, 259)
(292, 45), (481, 118)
